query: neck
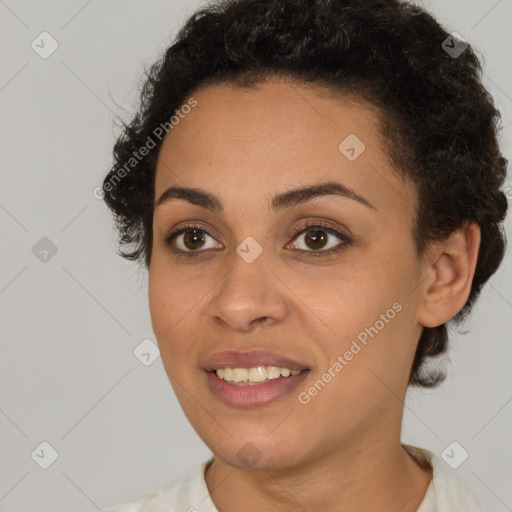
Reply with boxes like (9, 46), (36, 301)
(205, 425), (432, 512)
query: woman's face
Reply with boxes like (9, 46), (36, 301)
(148, 78), (428, 470)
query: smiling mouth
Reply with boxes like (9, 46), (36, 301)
(211, 366), (308, 385)
(206, 366), (311, 407)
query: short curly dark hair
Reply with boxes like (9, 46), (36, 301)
(102, 0), (508, 388)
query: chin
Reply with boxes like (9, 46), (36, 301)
(206, 432), (309, 471)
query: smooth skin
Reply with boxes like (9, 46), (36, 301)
(148, 77), (481, 512)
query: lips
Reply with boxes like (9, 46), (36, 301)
(203, 350), (310, 372)
(206, 368), (310, 407)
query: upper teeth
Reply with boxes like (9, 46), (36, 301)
(216, 366), (301, 383)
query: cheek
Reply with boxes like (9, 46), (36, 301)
(148, 256), (203, 337)
(296, 261), (404, 346)
(147, 258), (217, 381)
(301, 254), (417, 392)
(298, 311), (412, 439)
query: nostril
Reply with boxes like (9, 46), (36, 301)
(251, 316), (270, 327)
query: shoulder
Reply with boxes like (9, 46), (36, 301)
(403, 444), (489, 512)
(104, 457), (216, 512)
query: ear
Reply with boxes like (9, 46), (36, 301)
(417, 221), (481, 328)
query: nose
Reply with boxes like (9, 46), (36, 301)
(206, 252), (288, 332)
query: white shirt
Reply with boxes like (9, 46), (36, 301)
(104, 444), (487, 512)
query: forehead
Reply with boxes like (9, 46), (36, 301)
(155, 78), (416, 221)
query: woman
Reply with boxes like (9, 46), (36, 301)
(102, 0), (508, 510)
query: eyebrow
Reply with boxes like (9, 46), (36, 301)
(154, 181), (377, 213)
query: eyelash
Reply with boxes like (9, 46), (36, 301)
(163, 221), (353, 259)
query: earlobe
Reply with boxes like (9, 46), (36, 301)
(417, 221), (481, 328)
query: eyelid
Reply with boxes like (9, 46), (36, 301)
(162, 221), (223, 248)
(290, 219), (350, 239)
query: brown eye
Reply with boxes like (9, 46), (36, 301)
(164, 225), (223, 254)
(303, 229), (329, 250)
(289, 224), (352, 256)
(182, 229), (207, 250)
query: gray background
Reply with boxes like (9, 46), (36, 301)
(0, 0), (511, 510)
